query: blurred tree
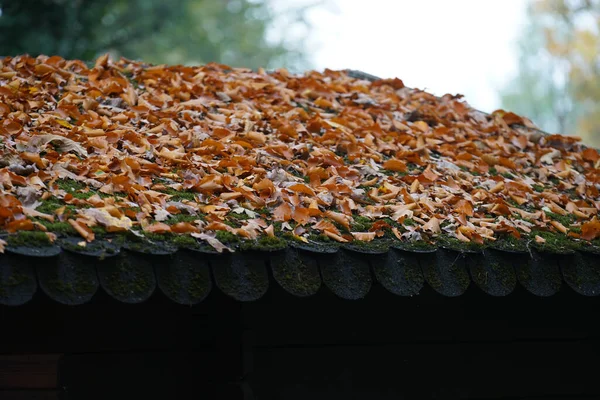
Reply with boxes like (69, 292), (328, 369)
(0, 0), (313, 70)
(500, 0), (600, 146)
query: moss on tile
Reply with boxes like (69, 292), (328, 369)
(6, 231), (52, 247)
(437, 235), (484, 252)
(239, 235), (286, 251)
(215, 230), (239, 245)
(165, 213), (205, 224)
(394, 240), (436, 252)
(36, 197), (76, 214)
(345, 238), (390, 253)
(36, 220), (78, 235)
(530, 229), (581, 253)
(161, 188), (197, 202)
(350, 215), (373, 232)
(0, 270), (31, 297)
(106, 256), (152, 298)
(545, 211), (578, 227)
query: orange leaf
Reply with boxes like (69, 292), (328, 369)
(6, 219), (34, 232)
(313, 219), (341, 236)
(68, 219), (95, 242)
(287, 183), (316, 197)
(273, 202), (292, 222)
(325, 210), (351, 231)
(253, 178), (275, 196)
(171, 222), (199, 234)
(382, 159), (407, 172)
(454, 199), (474, 217)
(498, 157), (517, 170)
(144, 222), (172, 234)
(500, 111), (524, 126)
(292, 206), (311, 225)
(581, 217), (600, 241)
(582, 148), (599, 163)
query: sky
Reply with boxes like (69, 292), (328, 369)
(272, 0), (529, 113)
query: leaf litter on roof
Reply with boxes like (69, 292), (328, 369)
(0, 54), (599, 253)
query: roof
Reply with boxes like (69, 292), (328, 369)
(1, 55), (599, 305)
(0, 238), (598, 306)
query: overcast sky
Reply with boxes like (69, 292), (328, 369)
(272, 0), (529, 113)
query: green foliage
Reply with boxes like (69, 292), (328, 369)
(0, 0), (313, 70)
(501, 0), (600, 146)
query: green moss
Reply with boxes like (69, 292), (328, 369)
(491, 234), (528, 252)
(507, 199), (521, 208)
(254, 207), (270, 217)
(403, 259), (423, 287)
(489, 167), (498, 176)
(239, 235), (287, 251)
(545, 211), (577, 227)
(107, 257), (151, 297)
(491, 261), (516, 289)
(272, 251), (320, 295)
(90, 225), (107, 235)
(531, 229), (581, 253)
(350, 216), (373, 232)
(49, 179), (102, 201)
(188, 270), (209, 299)
(230, 212), (252, 221)
(36, 220), (78, 235)
(55, 178), (86, 193)
(47, 276), (95, 296)
(307, 233), (332, 243)
(166, 213), (204, 224)
(437, 235), (484, 252)
(402, 218), (415, 227)
(223, 219), (240, 228)
(395, 240), (436, 252)
(532, 184), (544, 193)
(346, 238), (390, 253)
(382, 169), (407, 177)
(281, 232), (309, 245)
(425, 268), (443, 290)
(215, 230), (239, 244)
(161, 188), (197, 202)
(170, 234), (198, 248)
(1, 271), (30, 287)
(164, 273), (182, 298)
(0, 270), (31, 297)
(36, 197), (69, 214)
(6, 231), (52, 247)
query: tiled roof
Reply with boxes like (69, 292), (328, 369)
(0, 239), (598, 306)
(0, 55), (599, 305)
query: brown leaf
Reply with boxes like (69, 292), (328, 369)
(382, 159), (407, 172)
(273, 202), (292, 222)
(581, 217), (600, 241)
(454, 199), (474, 217)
